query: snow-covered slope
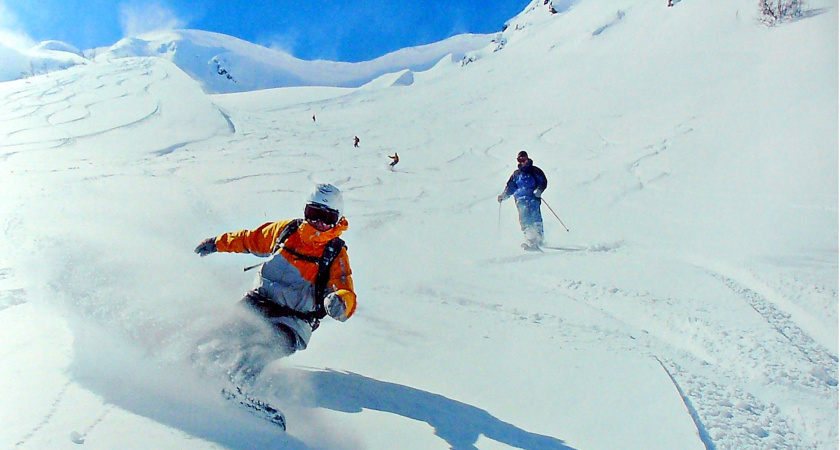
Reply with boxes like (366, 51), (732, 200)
(0, 0), (836, 449)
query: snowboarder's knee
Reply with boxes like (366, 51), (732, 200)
(272, 323), (299, 356)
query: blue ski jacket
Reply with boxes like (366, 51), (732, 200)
(502, 159), (548, 201)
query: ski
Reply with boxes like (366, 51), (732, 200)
(222, 386), (287, 431)
(541, 246), (585, 252)
(521, 244), (589, 252)
(521, 243), (543, 252)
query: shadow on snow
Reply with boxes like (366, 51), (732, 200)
(296, 368), (576, 450)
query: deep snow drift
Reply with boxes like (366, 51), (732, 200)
(0, 0), (837, 449)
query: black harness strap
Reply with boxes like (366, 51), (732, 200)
(272, 218), (304, 253)
(311, 237), (346, 320)
(267, 218), (347, 329)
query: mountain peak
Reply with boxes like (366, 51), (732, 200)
(93, 28), (493, 93)
(0, 27), (492, 92)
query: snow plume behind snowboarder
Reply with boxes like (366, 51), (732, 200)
(194, 183), (357, 383)
(497, 150), (548, 250)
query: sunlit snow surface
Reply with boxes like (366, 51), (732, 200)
(0, 0), (836, 448)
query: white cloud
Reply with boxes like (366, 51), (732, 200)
(119, 0), (186, 37)
(265, 30), (298, 56)
(0, 28), (35, 50)
(0, 1), (35, 50)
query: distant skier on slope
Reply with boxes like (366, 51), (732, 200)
(388, 152), (399, 169)
(497, 150), (548, 251)
(194, 183), (357, 377)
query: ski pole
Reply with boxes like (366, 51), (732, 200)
(244, 262), (263, 272)
(540, 198), (569, 232)
(497, 201), (502, 234)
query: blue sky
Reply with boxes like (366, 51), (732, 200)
(1, 0), (528, 62)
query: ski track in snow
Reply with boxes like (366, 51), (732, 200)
(547, 272), (837, 449)
(70, 406), (113, 445)
(14, 381), (72, 447)
(412, 262), (835, 449)
(404, 235), (837, 449)
(714, 273), (839, 385)
(654, 356), (716, 450)
(419, 242), (836, 450)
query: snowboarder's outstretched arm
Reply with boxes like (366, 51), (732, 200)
(194, 220), (295, 257)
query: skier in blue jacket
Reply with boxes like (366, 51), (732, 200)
(497, 151), (548, 250)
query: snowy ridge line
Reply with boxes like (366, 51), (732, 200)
(15, 381), (72, 446)
(654, 356), (716, 450)
(714, 273), (839, 387)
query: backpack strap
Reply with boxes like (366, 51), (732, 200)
(269, 218), (347, 326)
(243, 219), (304, 273)
(311, 237), (346, 320)
(272, 218), (303, 253)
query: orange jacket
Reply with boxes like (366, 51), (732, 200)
(214, 218), (356, 318)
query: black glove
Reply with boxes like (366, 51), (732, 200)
(195, 237), (217, 256)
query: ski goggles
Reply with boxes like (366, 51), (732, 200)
(304, 203), (340, 227)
